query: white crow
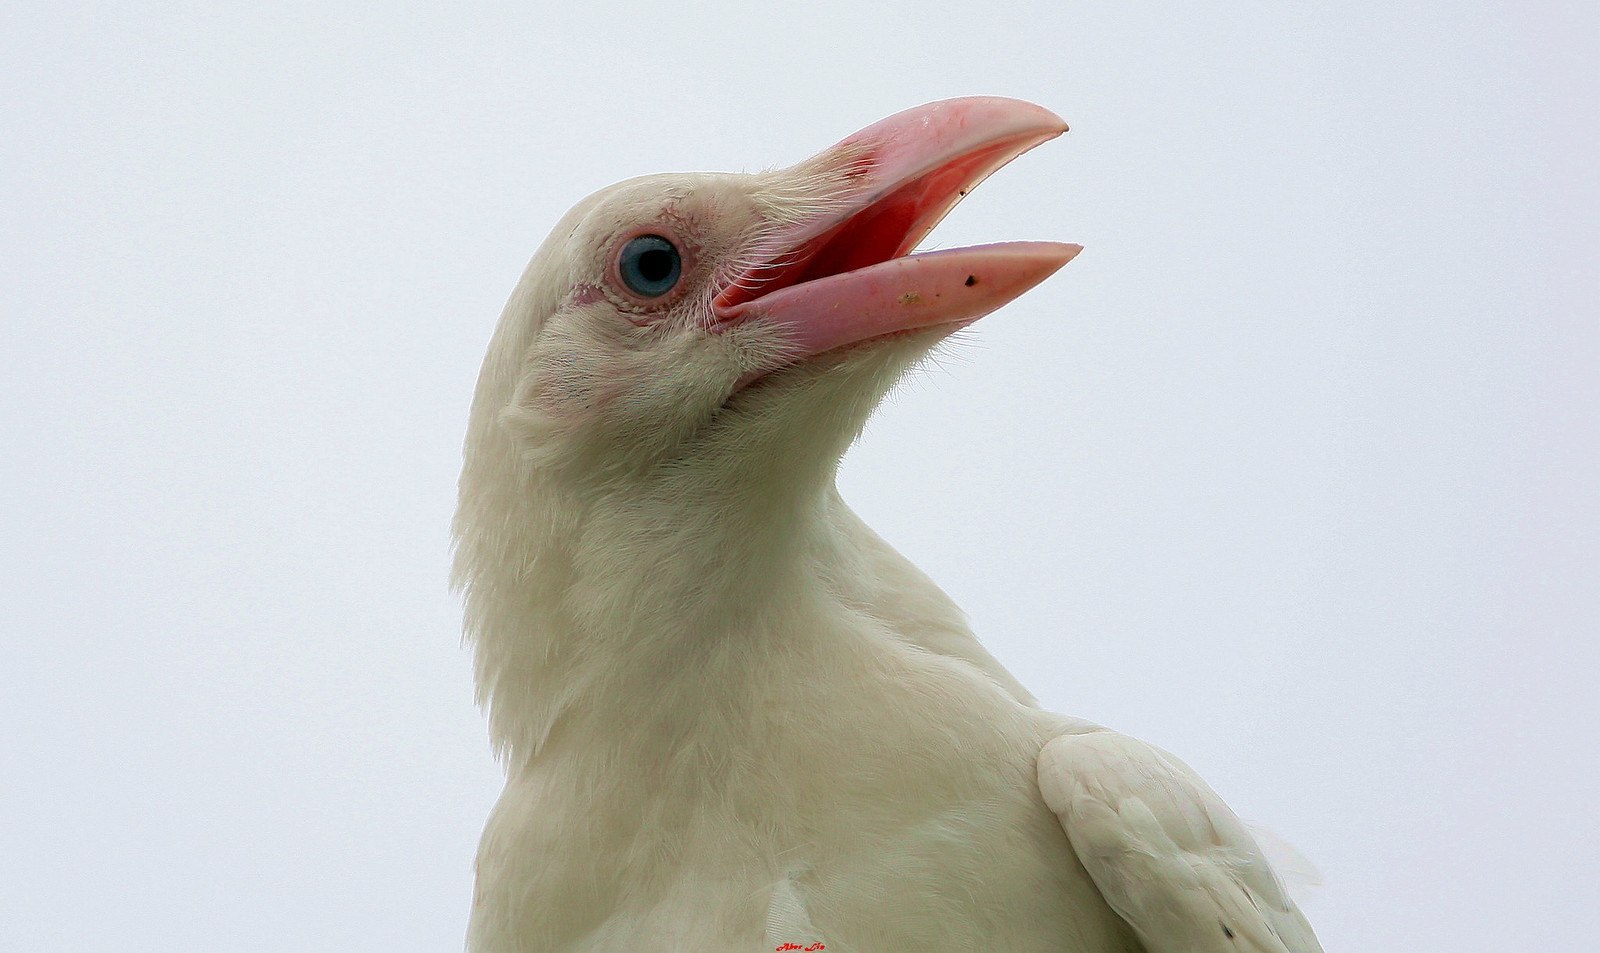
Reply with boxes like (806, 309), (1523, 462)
(453, 97), (1324, 953)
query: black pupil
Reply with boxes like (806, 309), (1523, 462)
(636, 248), (673, 283)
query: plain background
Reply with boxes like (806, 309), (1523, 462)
(4, 2), (1595, 950)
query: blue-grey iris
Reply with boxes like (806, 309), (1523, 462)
(618, 235), (682, 298)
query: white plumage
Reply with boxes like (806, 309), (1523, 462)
(453, 97), (1323, 953)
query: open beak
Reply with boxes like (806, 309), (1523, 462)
(711, 97), (1081, 372)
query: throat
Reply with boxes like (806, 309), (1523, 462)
(457, 473), (853, 763)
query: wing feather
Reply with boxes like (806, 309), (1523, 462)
(1038, 731), (1323, 953)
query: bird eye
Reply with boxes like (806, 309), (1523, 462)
(617, 234), (682, 298)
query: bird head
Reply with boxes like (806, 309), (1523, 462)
(455, 99), (1078, 750)
(461, 97), (1079, 507)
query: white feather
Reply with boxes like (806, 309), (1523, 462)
(453, 145), (1322, 952)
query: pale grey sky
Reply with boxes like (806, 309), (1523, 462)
(3, 3), (1596, 951)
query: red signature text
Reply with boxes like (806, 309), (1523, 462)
(775, 944), (825, 952)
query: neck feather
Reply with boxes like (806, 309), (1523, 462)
(454, 434), (881, 764)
